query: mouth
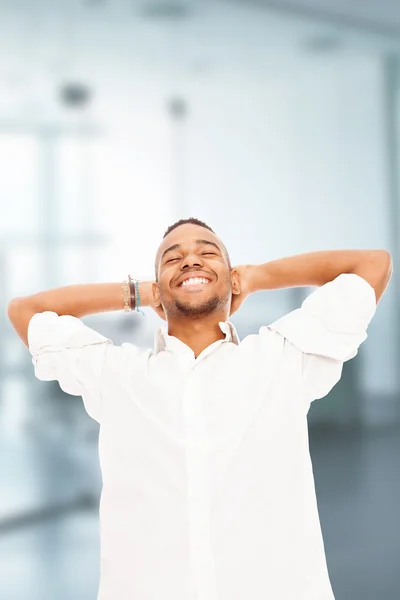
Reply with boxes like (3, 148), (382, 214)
(177, 277), (212, 290)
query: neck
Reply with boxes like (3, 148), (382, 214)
(167, 314), (228, 358)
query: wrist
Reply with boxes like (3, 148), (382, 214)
(247, 264), (272, 294)
(137, 281), (154, 308)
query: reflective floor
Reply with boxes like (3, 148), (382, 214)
(0, 386), (398, 600)
(310, 424), (400, 600)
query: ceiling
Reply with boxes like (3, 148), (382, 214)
(0, 0), (399, 124)
(234, 0), (400, 37)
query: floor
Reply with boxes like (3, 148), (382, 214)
(0, 386), (398, 600)
(309, 424), (400, 600)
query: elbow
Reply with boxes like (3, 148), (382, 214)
(383, 250), (393, 275)
(7, 296), (37, 314)
(374, 249), (392, 268)
(7, 298), (39, 349)
(7, 298), (22, 318)
(369, 250), (393, 304)
(6, 297), (27, 331)
(350, 250), (393, 305)
(7, 297), (30, 317)
(363, 250), (393, 277)
(374, 249), (393, 281)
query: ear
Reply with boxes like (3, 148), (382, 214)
(231, 269), (241, 295)
(152, 281), (161, 307)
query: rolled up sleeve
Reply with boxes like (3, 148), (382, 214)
(265, 273), (377, 407)
(28, 311), (113, 424)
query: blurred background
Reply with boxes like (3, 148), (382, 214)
(0, 0), (399, 598)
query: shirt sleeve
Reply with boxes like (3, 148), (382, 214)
(27, 311), (113, 424)
(264, 273), (377, 408)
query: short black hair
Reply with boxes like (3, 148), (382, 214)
(162, 216), (214, 239)
(154, 217), (231, 280)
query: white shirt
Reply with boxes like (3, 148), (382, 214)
(27, 273), (377, 600)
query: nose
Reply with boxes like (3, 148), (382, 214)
(182, 255), (203, 270)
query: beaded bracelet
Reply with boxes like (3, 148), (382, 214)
(122, 280), (130, 312)
(122, 275), (145, 316)
(133, 278), (145, 316)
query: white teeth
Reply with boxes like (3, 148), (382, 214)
(181, 277), (210, 287)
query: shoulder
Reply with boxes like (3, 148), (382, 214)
(103, 341), (152, 371)
(28, 311), (111, 356)
(238, 327), (295, 374)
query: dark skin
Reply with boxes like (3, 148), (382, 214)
(152, 223), (250, 359)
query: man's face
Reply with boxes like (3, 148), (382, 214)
(153, 224), (233, 319)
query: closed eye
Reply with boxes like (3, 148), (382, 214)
(166, 252), (216, 264)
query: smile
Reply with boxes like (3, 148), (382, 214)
(179, 277), (211, 288)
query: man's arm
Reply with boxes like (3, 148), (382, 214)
(247, 249), (392, 305)
(7, 281), (155, 349)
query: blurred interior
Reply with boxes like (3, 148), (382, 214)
(0, 0), (399, 598)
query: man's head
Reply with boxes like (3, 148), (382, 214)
(152, 217), (240, 321)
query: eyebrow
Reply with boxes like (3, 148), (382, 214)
(161, 239), (221, 262)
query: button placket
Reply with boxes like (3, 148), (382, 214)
(182, 373), (218, 600)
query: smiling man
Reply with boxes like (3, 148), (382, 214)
(7, 217), (392, 600)
(152, 221), (242, 359)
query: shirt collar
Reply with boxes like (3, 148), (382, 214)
(153, 320), (240, 355)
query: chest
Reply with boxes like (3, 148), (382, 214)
(100, 344), (303, 454)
